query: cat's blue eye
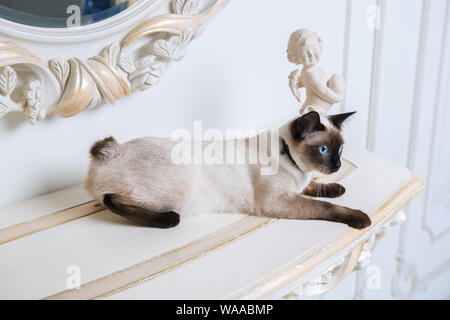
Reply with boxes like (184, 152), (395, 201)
(339, 145), (344, 153)
(319, 145), (328, 154)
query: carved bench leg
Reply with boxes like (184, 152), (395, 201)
(283, 244), (364, 299)
(354, 210), (407, 299)
(283, 210), (407, 300)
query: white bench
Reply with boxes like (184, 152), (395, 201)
(0, 144), (423, 299)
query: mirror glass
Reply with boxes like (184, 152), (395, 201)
(0, 0), (141, 28)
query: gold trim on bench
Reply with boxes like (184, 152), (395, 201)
(45, 216), (274, 300)
(0, 201), (103, 245)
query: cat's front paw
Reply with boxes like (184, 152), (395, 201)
(346, 210), (371, 229)
(328, 183), (346, 198)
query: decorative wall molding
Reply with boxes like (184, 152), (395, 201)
(366, 0), (386, 151)
(391, 252), (426, 299)
(340, 0), (352, 113)
(392, 0), (450, 300)
(0, 0), (230, 124)
(421, 0), (450, 242)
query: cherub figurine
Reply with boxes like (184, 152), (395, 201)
(287, 29), (346, 115)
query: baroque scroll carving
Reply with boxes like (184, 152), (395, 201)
(0, 0), (229, 124)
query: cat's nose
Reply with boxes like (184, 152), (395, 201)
(332, 159), (341, 171)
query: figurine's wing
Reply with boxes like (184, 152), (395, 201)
(289, 69), (302, 103)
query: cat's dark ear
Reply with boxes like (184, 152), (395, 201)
(290, 111), (325, 141)
(328, 111), (356, 130)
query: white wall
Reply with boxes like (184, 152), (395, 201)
(0, 0), (449, 299)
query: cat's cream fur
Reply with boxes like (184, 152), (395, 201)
(85, 111), (371, 229)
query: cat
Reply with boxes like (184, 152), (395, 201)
(85, 111), (371, 229)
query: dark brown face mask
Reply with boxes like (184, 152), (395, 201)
(287, 111), (356, 174)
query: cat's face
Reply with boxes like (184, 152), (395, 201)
(288, 111), (355, 174)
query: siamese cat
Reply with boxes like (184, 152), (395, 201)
(85, 111), (371, 229)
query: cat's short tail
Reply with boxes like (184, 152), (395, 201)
(90, 136), (121, 161)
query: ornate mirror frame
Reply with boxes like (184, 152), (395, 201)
(0, 0), (230, 124)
